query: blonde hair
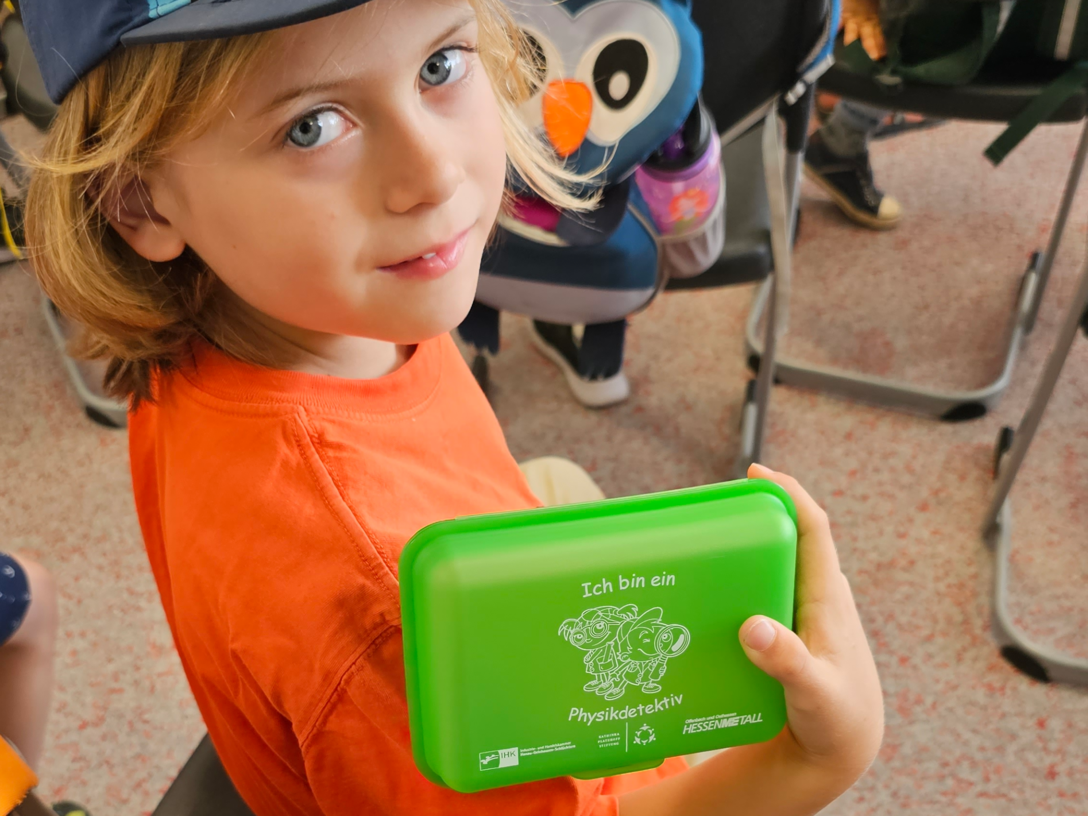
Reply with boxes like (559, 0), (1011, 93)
(27, 0), (590, 406)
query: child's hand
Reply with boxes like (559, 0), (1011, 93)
(740, 464), (884, 784)
(842, 0), (888, 61)
(619, 468), (882, 816)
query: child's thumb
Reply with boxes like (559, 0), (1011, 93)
(739, 616), (819, 696)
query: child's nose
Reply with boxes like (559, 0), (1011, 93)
(381, 116), (465, 214)
(542, 79), (593, 157)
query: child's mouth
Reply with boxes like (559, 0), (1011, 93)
(378, 229), (470, 281)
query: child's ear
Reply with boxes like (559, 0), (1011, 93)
(100, 174), (187, 263)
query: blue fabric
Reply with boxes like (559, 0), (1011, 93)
(0, 553), (31, 647)
(19, 0), (374, 103)
(21, 0), (153, 103)
(506, 0), (703, 186)
(478, 0), (704, 325)
(483, 186), (658, 295)
(567, 3), (702, 185)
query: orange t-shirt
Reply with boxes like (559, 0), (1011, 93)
(0, 737), (38, 814)
(129, 335), (685, 816)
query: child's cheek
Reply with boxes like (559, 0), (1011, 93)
(466, 78), (511, 220)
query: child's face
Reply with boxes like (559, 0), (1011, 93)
(136, 0), (507, 346)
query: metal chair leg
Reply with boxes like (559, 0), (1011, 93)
(40, 295), (127, 428)
(1024, 118), (1088, 334)
(738, 105), (797, 474)
(982, 244), (1088, 687)
(0, 128), (29, 190)
(781, 86), (814, 237)
(745, 116), (1088, 422)
(984, 246), (1088, 532)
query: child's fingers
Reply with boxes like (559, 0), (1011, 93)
(873, 24), (887, 55)
(861, 22), (887, 61)
(748, 464), (843, 592)
(843, 19), (859, 46)
(739, 616), (826, 711)
(748, 463), (861, 659)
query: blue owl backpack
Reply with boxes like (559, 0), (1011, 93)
(458, 0), (719, 407)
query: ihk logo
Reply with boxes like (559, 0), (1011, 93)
(479, 748), (519, 771)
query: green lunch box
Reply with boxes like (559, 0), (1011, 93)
(400, 478), (798, 793)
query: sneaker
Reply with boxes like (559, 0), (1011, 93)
(528, 321), (630, 408)
(804, 130), (901, 231)
(53, 803), (92, 816)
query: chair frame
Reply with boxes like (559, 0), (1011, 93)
(983, 238), (1088, 687)
(745, 72), (1088, 422)
(736, 95), (808, 471)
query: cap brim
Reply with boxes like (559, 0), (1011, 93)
(121, 0), (373, 46)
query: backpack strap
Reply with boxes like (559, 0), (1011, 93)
(985, 61), (1088, 164)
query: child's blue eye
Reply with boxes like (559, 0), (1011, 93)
(420, 48), (468, 88)
(286, 109), (348, 149)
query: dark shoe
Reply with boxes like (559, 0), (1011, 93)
(529, 321), (630, 408)
(53, 803), (92, 816)
(804, 130), (901, 231)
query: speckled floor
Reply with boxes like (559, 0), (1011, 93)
(2, 116), (1087, 814)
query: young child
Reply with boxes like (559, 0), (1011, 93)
(2, 734), (87, 816)
(23, 0), (883, 813)
(0, 553), (55, 772)
(0, 554), (89, 816)
(806, 0), (902, 230)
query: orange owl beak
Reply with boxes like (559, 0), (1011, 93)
(542, 79), (592, 157)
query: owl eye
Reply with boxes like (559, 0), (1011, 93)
(593, 39), (649, 111)
(523, 32), (549, 95)
(515, 27), (562, 132)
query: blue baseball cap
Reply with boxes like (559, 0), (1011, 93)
(21, 0), (374, 104)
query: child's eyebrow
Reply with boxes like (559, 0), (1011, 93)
(257, 12), (477, 117)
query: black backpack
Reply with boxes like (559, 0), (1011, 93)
(838, 1), (1088, 164)
(838, 1), (1016, 87)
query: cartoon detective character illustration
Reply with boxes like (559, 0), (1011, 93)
(559, 604), (690, 700)
(558, 605), (639, 693)
(613, 607), (690, 696)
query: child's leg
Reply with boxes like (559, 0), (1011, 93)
(0, 554), (57, 771)
(519, 457), (605, 507)
(821, 100), (887, 158)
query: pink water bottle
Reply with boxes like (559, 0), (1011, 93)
(635, 99), (722, 238)
(635, 99), (725, 279)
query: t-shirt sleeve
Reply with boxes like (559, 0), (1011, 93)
(0, 737), (38, 815)
(300, 626), (625, 816)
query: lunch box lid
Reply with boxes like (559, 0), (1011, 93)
(400, 478), (797, 791)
